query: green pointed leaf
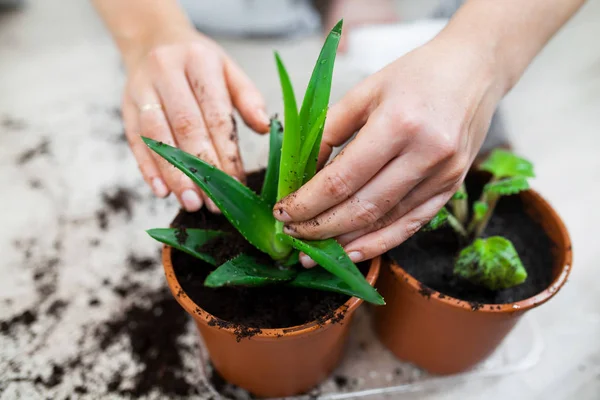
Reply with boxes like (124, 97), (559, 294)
(143, 137), (291, 259)
(278, 234), (384, 305)
(299, 20), (342, 182)
(274, 53), (302, 201)
(298, 108), (327, 174)
(261, 118), (283, 206)
(479, 149), (535, 179)
(146, 228), (223, 265)
(473, 201), (489, 222)
(454, 236), (527, 290)
(290, 267), (372, 299)
(484, 176), (530, 196)
(451, 188), (467, 201)
(422, 207), (449, 231)
(204, 253), (297, 288)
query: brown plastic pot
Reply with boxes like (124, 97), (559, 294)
(373, 187), (572, 375)
(163, 247), (381, 398)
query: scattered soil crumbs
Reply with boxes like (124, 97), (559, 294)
(101, 187), (138, 219)
(45, 299), (67, 317)
(0, 309), (37, 335)
(1, 114), (26, 130)
(96, 186), (139, 230)
(95, 286), (200, 397)
(126, 253), (156, 272)
(16, 138), (50, 165)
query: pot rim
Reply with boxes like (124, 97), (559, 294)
(162, 245), (381, 339)
(388, 188), (572, 314)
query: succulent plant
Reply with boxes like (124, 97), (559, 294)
(145, 21), (384, 305)
(424, 149), (534, 290)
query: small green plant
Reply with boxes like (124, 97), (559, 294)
(423, 149), (535, 291)
(144, 21), (384, 305)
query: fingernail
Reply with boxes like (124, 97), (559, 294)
(300, 254), (317, 268)
(207, 199), (221, 214)
(151, 178), (169, 197)
(274, 208), (292, 222)
(347, 251), (363, 263)
(257, 109), (270, 126)
(181, 190), (202, 212)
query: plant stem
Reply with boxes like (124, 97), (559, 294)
(447, 213), (468, 238)
(468, 177), (500, 238)
(472, 194), (499, 238)
(451, 183), (468, 224)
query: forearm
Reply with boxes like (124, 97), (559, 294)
(438, 0), (585, 94)
(92, 0), (193, 70)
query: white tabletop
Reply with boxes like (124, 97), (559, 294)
(0, 1), (598, 399)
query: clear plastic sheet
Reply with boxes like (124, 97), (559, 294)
(197, 308), (543, 399)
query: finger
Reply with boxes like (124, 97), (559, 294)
(223, 55), (270, 133)
(299, 252), (317, 269)
(317, 80), (375, 168)
(187, 54), (244, 181)
(343, 192), (452, 262)
(154, 71), (222, 213)
(283, 153), (435, 240)
(275, 110), (405, 223)
(337, 174), (461, 246)
(136, 89), (204, 212)
(123, 96), (169, 197)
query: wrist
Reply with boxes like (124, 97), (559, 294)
(430, 30), (510, 104)
(119, 25), (196, 72)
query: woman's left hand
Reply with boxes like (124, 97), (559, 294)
(273, 36), (507, 267)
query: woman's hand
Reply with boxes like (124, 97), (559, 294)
(121, 28), (269, 212)
(274, 37), (507, 267)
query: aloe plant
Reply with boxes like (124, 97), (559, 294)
(144, 21), (384, 306)
(423, 149), (534, 290)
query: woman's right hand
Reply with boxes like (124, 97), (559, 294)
(121, 28), (270, 212)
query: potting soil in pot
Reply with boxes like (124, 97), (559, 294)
(389, 183), (555, 305)
(170, 171), (366, 335)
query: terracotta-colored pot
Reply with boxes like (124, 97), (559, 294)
(163, 246), (381, 398)
(373, 188), (572, 374)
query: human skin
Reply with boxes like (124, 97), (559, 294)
(93, 0), (271, 213)
(93, 0), (584, 266)
(273, 0), (585, 267)
(92, 0), (391, 213)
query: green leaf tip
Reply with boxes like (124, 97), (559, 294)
(332, 19), (343, 35)
(146, 228), (224, 265)
(142, 137), (291, 260)
(261, 117), (284, 205)
(205, 253), (297, 288)
(423, 207), (449, 231)
(454, 236), (527, 290)
(290, 267), (382, 302)
(479, 149), (535, 179)
(278, 234), (385, 305)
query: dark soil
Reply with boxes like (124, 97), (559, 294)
(16, 138), (50, 165)
(126, 253), (157, 272)
(95, 186), (139, 230)
(171, 171), (360, 336)
(101, 187), (138, 219)
(96, 286), (199, 397)
(389, 176), (555, 304)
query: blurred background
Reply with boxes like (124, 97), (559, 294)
(0, 0), (598, 399)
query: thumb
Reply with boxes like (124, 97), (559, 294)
(318, 82), (373, 169)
